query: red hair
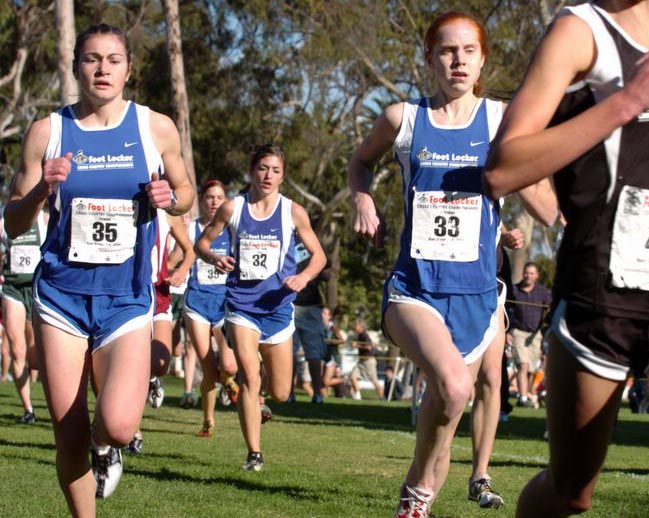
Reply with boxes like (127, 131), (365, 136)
(199, 179), (226, 197)
(424, 11), (488, 95)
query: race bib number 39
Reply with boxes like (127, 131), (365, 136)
(410, 190), (482, 262)
(10, 245), (40, 274)
(609, 185), (649, 291)
(197, 247), (228, 285)
(69, 197), (139, 264)
(239, 238), (281, 280)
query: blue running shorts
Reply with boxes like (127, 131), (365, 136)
(183, 288), (226, 329)
(225, 303), (294, 345)
(34, 277), (153, 353)
(383, 275), (499, 365)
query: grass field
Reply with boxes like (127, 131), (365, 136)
(1, 376), (648, 517)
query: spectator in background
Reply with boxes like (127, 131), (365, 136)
(289, 235), (330, 404)
(384, 365), (404, 401)
(507, 261), (551, 408)
(349, 318), (383, 400)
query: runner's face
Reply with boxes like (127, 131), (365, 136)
(201, 185), (226, 219)
(251, 155), (284, 196)
(76, 34), (130, 103)
(428, 20), (484, 98)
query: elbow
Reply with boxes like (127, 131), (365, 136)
(482, 170), (509, 200)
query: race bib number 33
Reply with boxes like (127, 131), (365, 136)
(410, 190), (482, 262)
(69, 197), (139, 264)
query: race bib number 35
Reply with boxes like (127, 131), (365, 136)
(69, 197), (139, 264)
(410, 190), (482, 262)
(609, 185), (649, 291)
(239, 238), (281, 280)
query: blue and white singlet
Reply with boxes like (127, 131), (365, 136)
(390, 97), (503, 296)
(39, 101), (160, 296)
(187, 219), (230, 293)
(226, 193), (296, 314)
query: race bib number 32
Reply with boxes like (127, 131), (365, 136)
(239, 238), (281, 280)
(410, 190), (482, 262)
(609, 185), (649, 291)
(69, 197), (139, 264)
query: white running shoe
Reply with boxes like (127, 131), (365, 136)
(92, 446), (123, 499)
(395, 484), (434, 518)
(147, 377), (164, 408)
(468, 475), (504, 509)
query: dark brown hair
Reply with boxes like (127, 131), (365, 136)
(73, 23), (131, 74)
(249, 144), (286, 173)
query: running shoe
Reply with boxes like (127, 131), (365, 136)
(92, 446), (123, 499)
(197, 421), (214, 438)
(124, 433), (143, 455)
(395, 484), (434, 518)
(218, 384), (232, 407)
(287, 394), (297, 404)
(311, 394), (324, 404)
(242, 451), (264, 472)
(224, 376), (239, 405)
(468, 475), (504, 509)
(179, 390), (198, 409)
(260, 403), (272, 424)
(147, 377), (164, 408)
(16, 411), (36, 424)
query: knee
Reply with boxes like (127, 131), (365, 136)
(439, 374), (473, 419)
(268, 385), (291, 402)
(100, 419), (139, 447)
(479, 366), (501, 393)
(220, 358), (238, 378)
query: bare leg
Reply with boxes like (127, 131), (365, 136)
(470, 306), (505, 479)
(185, 317), (218, 427)
(183, 321), (197, 393)
(228, 322), (263, 453)
(516, 337), (623, 517)
(3, 298), (32, 414)
(384, 303), (478, 496)
(151, 319), (172, 377)
(35, 313), (95, 517)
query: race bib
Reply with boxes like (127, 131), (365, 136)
(9, 245), (40, 274)
(609, 185), (649, 290)
(69, 197), (138, 264)
(197, 248), (227, 285)
(239, 237), (281, 280)
(410, 190), (482, 261)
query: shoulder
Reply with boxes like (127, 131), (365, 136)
(148, 110), (180, 149)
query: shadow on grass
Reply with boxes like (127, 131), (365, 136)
(126, 465), (326, 501)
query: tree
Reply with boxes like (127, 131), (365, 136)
(162, 0), (198, 216)
(55, 0), (77, 106)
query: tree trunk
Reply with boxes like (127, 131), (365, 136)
(56, 0), (78, 105)
(162, 0), (198, 217)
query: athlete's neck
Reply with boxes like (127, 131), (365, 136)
(429, 93), (480, 126)
(247, 189), (280, 219)
(603, 0), (649, 47)
(72, 98), (129, 128)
